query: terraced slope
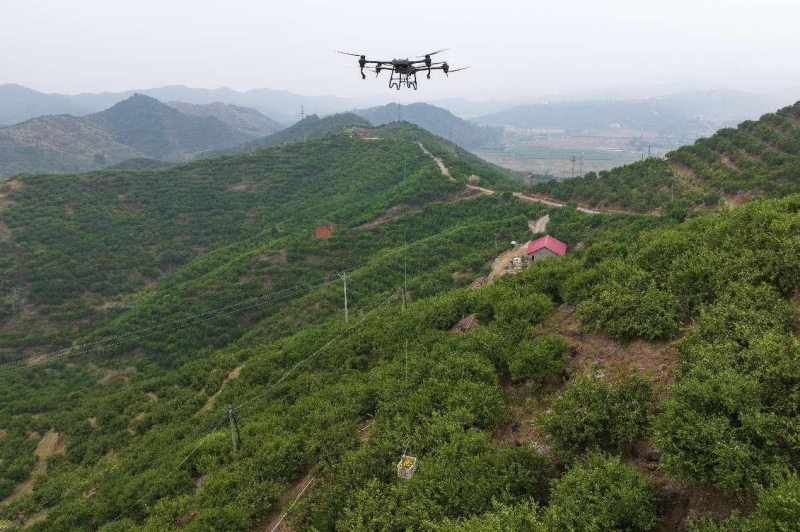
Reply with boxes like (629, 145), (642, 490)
(529, 101), (800, 215)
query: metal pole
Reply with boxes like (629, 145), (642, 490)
(339, 272), (349, 323)
(228, 405), (240, 452)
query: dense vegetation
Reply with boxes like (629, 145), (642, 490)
(233, 113), (372, 152)
(529, 100), (800, 214)
(0, 113), (797, 530)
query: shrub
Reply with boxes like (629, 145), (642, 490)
(545, 453), (657, 531)
(508, 335), (569, 385)
(436, 500), (546, 531)
(576, 258), (682, 342)
(538, 373), (654, 455)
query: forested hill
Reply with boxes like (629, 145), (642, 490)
(167, 101), (285, 138)
(0, 95), (258, 175)
(234, 113), (372, 152)
(83, 95), (252, 161)
(0, 117), (797, 530)
(356, 102), (503, 149)
(527, 100), (800, 215)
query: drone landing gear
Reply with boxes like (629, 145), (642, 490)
(389, 71), (418, 90)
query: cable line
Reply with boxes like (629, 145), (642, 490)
(107, 289), (398, 526)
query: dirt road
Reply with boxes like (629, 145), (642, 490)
(529, 215), (549, 233)
(416, 142), (623, 215)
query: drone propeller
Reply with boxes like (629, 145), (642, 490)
(335, 51), (364, 57)
(411, 48), (449, 59)
(447, 67), (469, 73)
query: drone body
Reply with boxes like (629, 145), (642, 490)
(337, 49), (467, 90)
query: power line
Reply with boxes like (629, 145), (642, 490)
(2, 215), (521, 373)
(106, 290), (397, 526)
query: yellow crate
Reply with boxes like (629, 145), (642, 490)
(397, 455), (418, 479)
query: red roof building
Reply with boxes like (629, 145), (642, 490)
(526, 235), (567, 260)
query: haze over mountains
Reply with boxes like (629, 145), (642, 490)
(0, 83), (788, 177)
(0, 95), (281, 175)
(355, 103), (502, 149)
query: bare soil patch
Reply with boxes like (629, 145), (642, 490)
(98, 366), (136, 385)
(449, 314), (479, 335)
(2, 431), (65, 504)
(314, 224), (335, 240)
(719, 154), (739, 170)
(536, 304), (676, 389)
(201, 365), (244, 412)
(529, 215), (550, 234)
(262, 249), (287, 263)
(259, 473), (315, 532)
(356, 205), (416, 229)
(626, 441), (751, 531)
(359, 420), (375, 442)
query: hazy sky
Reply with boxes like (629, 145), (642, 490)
(1, 0), (799, 101)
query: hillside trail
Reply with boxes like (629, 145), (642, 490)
(260, 474), (315, 532)
(2, 430), (65, 505)
(415, 142), (606, 213)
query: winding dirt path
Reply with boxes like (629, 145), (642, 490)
(416, 142), (612, 214)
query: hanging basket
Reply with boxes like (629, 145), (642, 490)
(397, 454), (418, 479)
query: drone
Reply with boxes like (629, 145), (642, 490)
(336, 49), (468, 90)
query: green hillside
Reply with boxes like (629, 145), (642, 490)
(236, 113), (372, 152)
(85, 95), (252, 162)
(167, 102), (284, 138)
(0, 95), (257, 175)
(0, 115), (146, 175)
(356, 102), (503, 149)
(528, 100), (800, 214)
(0, 117), (797, 531)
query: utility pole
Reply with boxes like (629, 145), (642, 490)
(529, 173), (534, 187)
(570, 156), (577, 178)
(579, 153), (583, 176)
(648, 144), (651, 158)
(228, 405), (241, 452)
(339, 271), (349, 323)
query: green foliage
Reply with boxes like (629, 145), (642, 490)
(531, 101), (800, 212)
(538, 373), (654, 456)
(239, 113), (371, 151)
(508, 334), (569, 385)
(655, 284), (800, 494)
(577, 259), (681, 341)
(435, 500), (546, 531)
(688, 475), (800, 532)
(545, 453), (657, 531)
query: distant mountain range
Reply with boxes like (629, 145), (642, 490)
(167, 101), (284, 138)
(474, 90), (780, 135)
(0, 95), (274, 175)
(0, 83), (392, 125)
(355, 103), (502, 149)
